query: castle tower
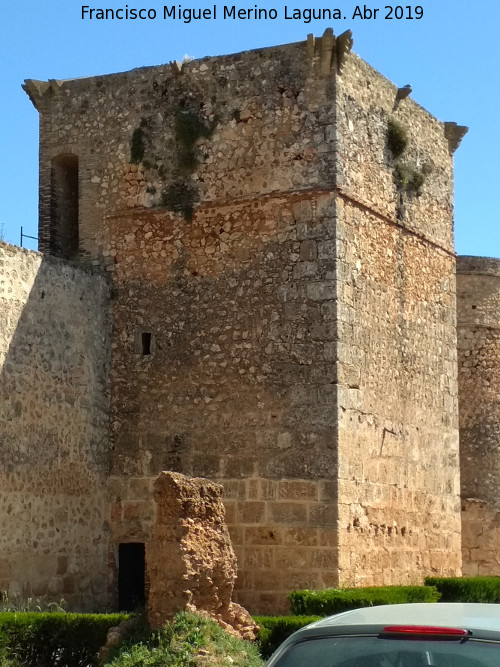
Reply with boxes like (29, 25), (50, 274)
(23, 31), (464, 612)
(457, 256), (500, 575)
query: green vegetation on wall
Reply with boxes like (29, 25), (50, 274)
(387, 119), (408, 159)
(387, 118), (428, 199)
(393, 163), (426, 195)
(129, 104), (217, 221)
(159, 181), (197, 222)
(174, 109), (215, 172)
(130, 118), (149, 164)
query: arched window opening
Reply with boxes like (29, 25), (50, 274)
(50, 154), (79, 258)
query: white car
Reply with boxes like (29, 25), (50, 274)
(266, 603), (500, 666)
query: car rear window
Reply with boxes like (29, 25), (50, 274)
(273, 635), (500, 666)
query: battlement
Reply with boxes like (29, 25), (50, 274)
(457, 255), (500, 277)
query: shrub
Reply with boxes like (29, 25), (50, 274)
(104, 611), (263, 666)
(174, 110), (213, 148)
(289, 585), (441, 616)
(254, 615), (320, 660)
(394, 162), (425, 194)
(130, 127), (145, 164)
(387, 119), (408, 158)
(159, 181), (197, 221)
(425, 576), (500, 603)
(0, 612), (128, 667)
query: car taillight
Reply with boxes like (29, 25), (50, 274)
(383, 625), (468, 637)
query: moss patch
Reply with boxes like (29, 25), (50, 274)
(175, 109), (216, 173)
(159, 181), (197, 221)
(130, 127), (145, 164)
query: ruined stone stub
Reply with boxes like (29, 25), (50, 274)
(146, 472), (258, 640)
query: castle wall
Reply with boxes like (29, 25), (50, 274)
(35, 41), (334, 261)
(457, 256), (500, 575)
(29, 33), (464, 612)
(0, 242), (111, 609)
(334, 54), (461, 584)
(105, 42), (342, 612)
(34, 38), (344, 614)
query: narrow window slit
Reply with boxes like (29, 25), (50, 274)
(142, 332), (152, 355)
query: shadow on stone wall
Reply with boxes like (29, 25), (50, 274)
(0, 241), (111, 610)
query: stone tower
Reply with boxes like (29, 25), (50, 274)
(457, 256), (500, 576)
(16, 30), (465, 612)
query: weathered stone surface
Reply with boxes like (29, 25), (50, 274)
(146, 472), (258, 640)
(0, 242), (111, 609)
(0, 30), (474, 614)
(457, 257), (500, 574)
(98, 617), (138, 664)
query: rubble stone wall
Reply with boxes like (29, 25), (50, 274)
(0, 242), (111, 609)
(27, 33), (464, 612)
(33, 37), (342, 614)
(107, 192), (340, 614)
(335, 54), (461, 584)
(457, 256), (500, 574)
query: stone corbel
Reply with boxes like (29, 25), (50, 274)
(336, 30), (354, 74)
(22, 79), (65, 111)
(307, 33), (315, 61)
(320, 27), (335, 76)
(393, 85), (412, 111)
(444, 122), (469, 154)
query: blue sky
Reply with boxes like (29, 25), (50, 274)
(0, 1), (498, 256)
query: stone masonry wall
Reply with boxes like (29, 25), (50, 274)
(28, 32), (464, 611)
(108, 192), (340, 614)
(31, 36), (343, 614)
(457, 256), (500, 575)
(0, 242), (111, 609)
(334, 54), (461, 584)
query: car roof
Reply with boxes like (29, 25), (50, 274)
(266, 604), (500, 666)
(309, 603), (500, 632)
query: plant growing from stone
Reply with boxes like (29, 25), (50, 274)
(130, 119), (149, 164)
(387, 119), (408, 159)
(387, 117), (427, 202)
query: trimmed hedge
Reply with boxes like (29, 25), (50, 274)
(0, 612), (129, 667)
(255, 615), (321, 659)
(289, 585), (441, 616)
(425, 576), (500, 603)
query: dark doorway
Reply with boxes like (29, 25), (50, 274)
(118, 543), (146, 611)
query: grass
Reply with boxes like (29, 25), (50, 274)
(0, 592), (66, 613)
(103, 612), (264, 667)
